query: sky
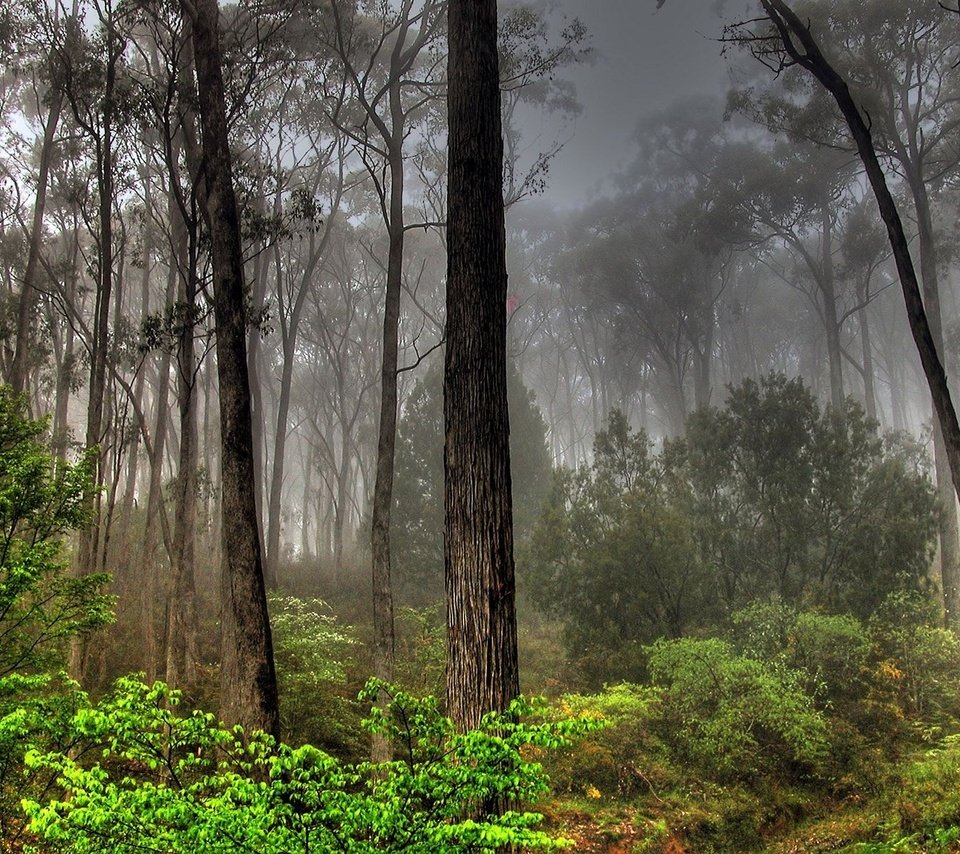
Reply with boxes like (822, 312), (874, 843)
(527, 0), (733, 208)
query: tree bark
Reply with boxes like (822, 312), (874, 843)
(445, 0), (520, 733)
(183, 0), (279, 737)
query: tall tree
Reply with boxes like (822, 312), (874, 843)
(180, 0), (279, 737)
(731, 0), (960, 624)
(445, 0), (519, 731)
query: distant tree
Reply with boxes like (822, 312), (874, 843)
(444, 0), (518, 731)
(521, 411), (712, 681)
(679, 374), (937, 617)
(525, 376), (938, 682)
(723, 0), (960, 626)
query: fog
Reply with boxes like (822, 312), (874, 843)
(5, 1), (960, 850)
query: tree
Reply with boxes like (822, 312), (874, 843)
(726, 0), (960, 626)
(444, 0), (519, 731)
(321, 0), (444, 738)
(0, 386), (112, 678)
(524, 376), (938, 682)
(393, 357), (552, 605)
(180, 0), (278, 737)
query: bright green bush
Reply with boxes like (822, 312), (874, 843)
(269, 594), (363, 755)
(23, 676), (602, 853)
(0, 387), (112, 843)
(0, 387), (113, 677)
(646, 637), (829, 781)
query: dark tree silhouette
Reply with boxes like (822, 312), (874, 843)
(181, 0), (279, 736)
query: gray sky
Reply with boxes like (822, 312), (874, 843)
(530, 0), (732, 208)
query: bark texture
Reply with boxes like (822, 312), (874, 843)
(444, 0), (520, 732)
(184, 0), (279, 737)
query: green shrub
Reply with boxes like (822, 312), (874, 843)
(870, 593), (960, 727)
(0, 387), (112, 842)
(544, 683), (659, 798)
(23, 676), (602, 853)
(646, 637), (828, 781)
(269, 594), (363, 755)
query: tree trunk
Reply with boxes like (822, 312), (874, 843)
(165, 185), (199, 693)
(820, 198), (844, 411)
(444, 0), (520, 732)
(9, 88), (64, 395)
(71, 19), (120, 682)
(184, 0), (279, 737)
(370, 141), (402, 761)
(858, 305), (877, 423)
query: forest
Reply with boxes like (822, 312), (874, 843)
(4, 0), (960, 851)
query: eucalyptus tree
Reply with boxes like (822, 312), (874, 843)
(8, 0), (74, 399)
(724, 0), (960, 625)
(179, 0), (279, 736)
(445, 0), (519, 732)
(317, 0), (445, 727)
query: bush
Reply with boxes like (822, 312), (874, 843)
(544, 683), (659, 798)
(0, 387), (112, 843)
(23, 676), (603, 853)
(269, 594), (363, 755)
(645, 637), (828, 781)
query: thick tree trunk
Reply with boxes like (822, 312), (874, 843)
(185, 0), (279, 737)
(445, 0), (520, 733)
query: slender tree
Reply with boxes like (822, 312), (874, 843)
(737, 1), (960, 612)
(180, 0), (279, 737)
(444, 0), (519, 731)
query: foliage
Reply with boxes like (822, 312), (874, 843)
(646, 636), (829, 781)
(678, 374), (936, 617)
(0, 386), (112, 844)
(23, 676), (602, 853)
(523, 375), (938, 682)
(520, 410), (711, 681)
(268, 595), (362, 755)
(542, 683), (660, 799)
(0, 387), (113, 677)
(870, 593), (960, 728)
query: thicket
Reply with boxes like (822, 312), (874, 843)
(522, 374), (938, 685)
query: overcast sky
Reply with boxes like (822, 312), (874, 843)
(528, 0), (732, 208)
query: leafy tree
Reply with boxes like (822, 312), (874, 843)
(524, 375), (937, 681)
(268, 594), (361, 756)
(521, 410), (711, 681)
(0, 386), (111, 841)
(678, 374), (937, 616)
(0, 387), (112, 677)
